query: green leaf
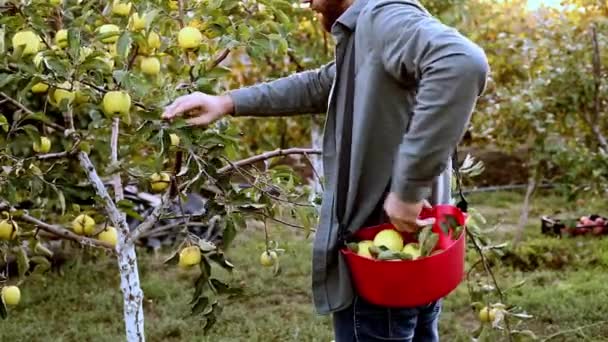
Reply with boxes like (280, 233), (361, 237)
(346, 242), (358, 253)
(16, 246), (29, 279)
(209, 278), (243, 296)
(117, 32), (132, 60)
(202, 302), (222, 333)
(222, 218), (237, 249)
(191, 296), (209, 316)
(445, 214), (460, 230)
(0, 73), (17, 89)
(0, 297), (6, 320)
(190, 271), (209, 304)
(163, 250), (179, 265)
(0, 114), (8, 132)
(0, 26), (5, 55)
(208, 252), (234, 272)
(417, 226), (432, 248)
(68, 28), (81, 61)
(421, 233), (439, 257)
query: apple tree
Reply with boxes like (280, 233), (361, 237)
(0, 0), (320, 340)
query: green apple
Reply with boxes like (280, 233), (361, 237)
(402, 243), (421, 259)
(356, 240), (374, 258)
(373, 229), (404, 251)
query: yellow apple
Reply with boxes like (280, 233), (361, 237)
(260, 250), (277, 267)
(479, 306), (498, 323)
(168, 0), (178, 10)
(72, 214), (95, 236)
(178, 246), (201, 268)
(402, 243), (421, 259)
(98, 226), (118, 247)
(129, 13), (146, 31)
(356, 240), (374, 258)
(102, 91), (131, 117)
(140, 57), (160, 75)
(177, 27), (203, 50)
(12, 30), (42, 55)
(169, 133), (180, 146)
(373, 229), (404, 251)
(98, 24), (120, 44)
(1, 286), (21, 306)
(53, 82), (76, 105)
(50, 0), (62, 5)
(0, 220), (17, 240)
(149, 172), (170, 192)
(55, 29), (68, 48)
(147, 32), (161, 49)
(112, 0), (132, 16)
(33, 136), (52, 154)
(31, 82), (49, 93)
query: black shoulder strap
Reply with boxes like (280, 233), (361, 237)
(452, 147), (468, 213)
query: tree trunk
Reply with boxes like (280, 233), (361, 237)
(78, 152), (146, 342)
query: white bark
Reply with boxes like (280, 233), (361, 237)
(78, 152), (145, 342)
(310, 116), (324, 205)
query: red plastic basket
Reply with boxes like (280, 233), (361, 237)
(340, 205), (467, 308)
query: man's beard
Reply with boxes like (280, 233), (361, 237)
(314, 0), (349, 32)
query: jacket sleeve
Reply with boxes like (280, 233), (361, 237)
(226, 62), (335, 116)
(371, 2), (489, 203)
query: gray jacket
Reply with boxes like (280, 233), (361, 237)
(228, 0), (489, 315)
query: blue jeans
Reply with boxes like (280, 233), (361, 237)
(332, 296), (442, 342)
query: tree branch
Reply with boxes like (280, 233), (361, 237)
(210, 48), (230, 69)
(19, 212), (115, 250)
(0, 201), (113, 250)
(130, 192), (172, 240)
(0, 91), (65, 131)
(589, 24), (608, 153)
(217, 148), (321, 174)
(77, 152), (131, 248)
(111, 118), (124, 202)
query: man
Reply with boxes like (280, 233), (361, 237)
(162, 0), (489, 340)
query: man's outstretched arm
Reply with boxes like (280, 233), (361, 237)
(162, 62), (335, 125)
(376, 2), (489, 231)
(228, 62), (336, 116)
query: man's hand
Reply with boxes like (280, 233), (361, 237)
(383, 193), (435, 233)
(161, 92), (234, 126)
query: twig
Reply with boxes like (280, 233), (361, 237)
(541, 320), (608, 341)
(257, 213), (316, 232)
(139, 221), (207, 239)
(177, 0), (185, 28)
(130, 192), (172, 240)
(0, 91), (65, 131)
(302, 152), (324, 191)
(512, 175), (537, 247)
(287, 51), (304, 72)
(466, 229), (513, 341)
(220, 156), (315, 208)
(209, 48), (230, 69)
(217, 148), (321, 174)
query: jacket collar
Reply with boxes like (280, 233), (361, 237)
(334, 0), (369, 31)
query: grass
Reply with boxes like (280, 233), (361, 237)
(2, 190), (608, 342)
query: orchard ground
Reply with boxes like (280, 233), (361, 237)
(2, 190), (608, 342)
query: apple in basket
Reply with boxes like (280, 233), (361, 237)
(347, 223), (464, 261)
